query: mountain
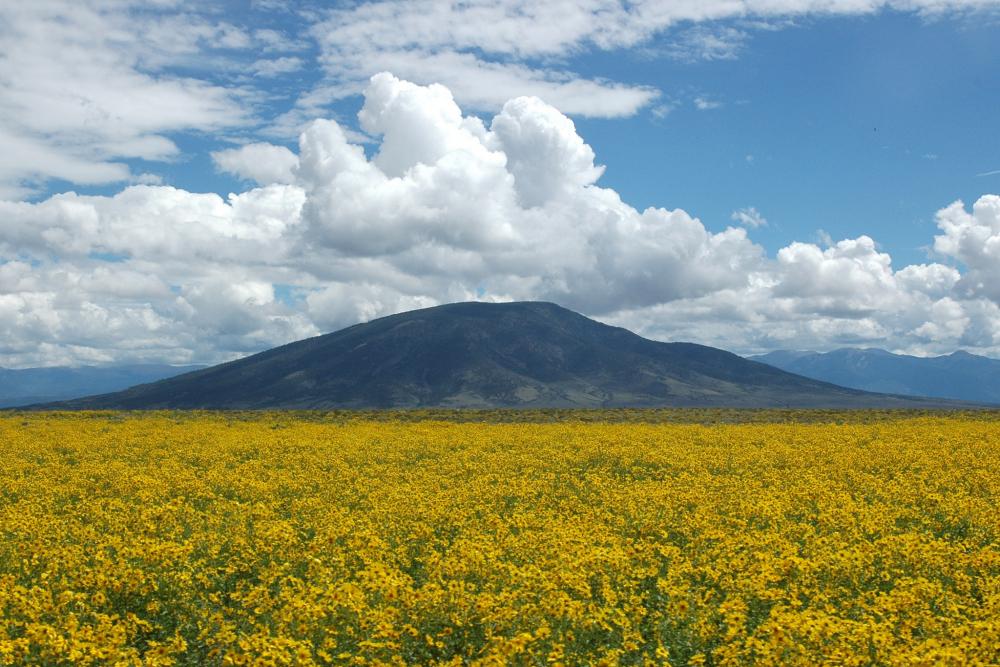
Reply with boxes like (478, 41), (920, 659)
(0, 364), (205, 408)
(41, 302), (963, 410)
(749, 348), (1000, 404)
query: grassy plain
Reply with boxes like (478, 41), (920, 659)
(1, 411), (999, 665)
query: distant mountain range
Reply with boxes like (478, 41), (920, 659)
(0, 364), (204, 408)
(749, 348), (1000, 404)
(46, 301), (956, 410)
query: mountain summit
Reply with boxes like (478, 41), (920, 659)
(53, 302), (944, 409)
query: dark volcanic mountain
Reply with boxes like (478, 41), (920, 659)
(750, 348), (1000, 404)
(51, 302), (950, 409)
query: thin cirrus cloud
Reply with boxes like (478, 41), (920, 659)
(2, 73), (1000, 368)
(0, 1), (282, 199)
(250, 56), (305, 78)
(693, 96), (723, 111)
(287, 0), (999, 129)
(732, 207), (768, 228)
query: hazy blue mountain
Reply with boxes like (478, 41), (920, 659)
(49, 302), (956, 410)
(0, 364), (205, 408)
(749, 348), (1000, 404)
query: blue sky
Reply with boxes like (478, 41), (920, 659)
(2, 1), (1000, 366)
(582, 11), (1000, 265)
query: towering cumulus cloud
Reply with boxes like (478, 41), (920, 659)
(1, 73), (998, 366)
(297, 74), (763, 319)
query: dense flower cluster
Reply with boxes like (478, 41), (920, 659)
(1, 412), (999, 665)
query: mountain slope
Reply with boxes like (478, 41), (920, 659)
(51, 302), (950, 409)
(0, 364), (205, 408)
(749, 348), (1000, 404)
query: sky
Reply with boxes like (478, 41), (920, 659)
(1, 0), (1000, 368)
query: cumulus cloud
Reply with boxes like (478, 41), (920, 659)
(295, 73), (764, 315)
(489, 96), (606, 208)
(212, 143), (299, 185)
(0, 182), (314, 365)
(604, 218), (994, 356)
(932, 196), (1000, 300)
(2, 73), (1000, 366)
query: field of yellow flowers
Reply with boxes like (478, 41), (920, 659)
(1, 411), (999, 666)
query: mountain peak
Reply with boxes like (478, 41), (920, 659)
(50, 301), (948, 410)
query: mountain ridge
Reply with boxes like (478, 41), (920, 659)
(749, 348), (1000, 404)
(0, 364), (205, 408)
(40, 302), (969, 410)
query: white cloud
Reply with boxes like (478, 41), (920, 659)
(489, 95), (606, 208)
(932, 196), (1000, 300)
(895, 263), (961, 298)
(0, 181), (314, 366)
(295, 73), (763, 315)
(131, 172), (164, 186)
(250, 56), (305, 78)
(664, 26), (749, 62)
(312, 0), (995, 67)
(212, 143), (299, 185)
(0, 1), (254, 198)
(253, 28), (306, 52)
(650, 103), (677, 119)
(2, 73), (1000, 366)
(0, 128), (131, 200)
(774, 236), (895, 304)
(694, 96), (723, 111)
(0, 183), (307, 277)
(296, 50), (658, 124)
(295, 0), (999, 124)
(306, 283), (441, 333)
(603, 210), (1000, 356)
(732, 207), (768, 228)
